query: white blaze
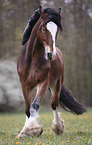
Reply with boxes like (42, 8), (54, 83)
(47, 21), (57, 55)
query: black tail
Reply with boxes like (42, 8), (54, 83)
(59, 85), (87, 115)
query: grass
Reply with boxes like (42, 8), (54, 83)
(0, 108), (92, 145)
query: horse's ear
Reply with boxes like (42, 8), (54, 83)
(58, 8), (61, 15)
(39, 5), (47, 19)
(39, 5), (42, 13)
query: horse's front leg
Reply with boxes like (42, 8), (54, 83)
(28, 80), (48, 136)
(30, 80), (48, 117)
(17, 80), (48, 138)
(50, 80), (64, 135)
(52, 110), (64, 135)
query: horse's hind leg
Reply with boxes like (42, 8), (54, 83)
(50, 80), (64, 135)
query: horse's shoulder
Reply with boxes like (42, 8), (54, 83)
(18, 46), (26, 63)
(17, 44), (28, 74)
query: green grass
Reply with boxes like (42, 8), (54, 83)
(0, 108), (92, 145)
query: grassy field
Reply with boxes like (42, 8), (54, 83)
(0, 108), (92, 145)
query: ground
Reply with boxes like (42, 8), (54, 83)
(0, 108), (92, 145)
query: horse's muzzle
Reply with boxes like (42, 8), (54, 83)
(47, 53), (52, 60)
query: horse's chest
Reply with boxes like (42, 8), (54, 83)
(28, 60), (49, 84)
(49, 60), (62, 84)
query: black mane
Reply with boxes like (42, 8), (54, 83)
(22, 7), (62, 45)
(29, 7), (62, 32)
(44, 8), (62, 29)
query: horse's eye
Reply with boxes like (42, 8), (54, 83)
(42, 27), (45, 32)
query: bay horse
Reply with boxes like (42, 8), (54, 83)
(17, 6), (86, 138)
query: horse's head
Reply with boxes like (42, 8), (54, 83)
(37, 6), (62, 61)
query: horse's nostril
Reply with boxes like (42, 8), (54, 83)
(47, 53), (52, 60)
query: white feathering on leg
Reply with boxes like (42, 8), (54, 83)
(22, 113), (40, 131)
(17, 113), (43, 138)
(52, 110), (64, 135)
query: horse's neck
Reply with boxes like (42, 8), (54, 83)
(25, 18), (43, 63)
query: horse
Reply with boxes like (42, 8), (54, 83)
(17, 6), (86, 138)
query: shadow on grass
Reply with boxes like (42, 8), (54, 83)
(64, 130), (92, 137)
(76, 131), (92, 136)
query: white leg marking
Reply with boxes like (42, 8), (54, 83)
(47, 21), (57, 57)
(52, 110), (64, 135)
(53, 110), (59, 125)
(24, 115), (29, 126)
(17, 113), (43, 138)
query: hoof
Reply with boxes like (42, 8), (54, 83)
(17, 126), (43, 138)
(52, 112), (64, 135)
(17, 113), (43, 138)
(27, 126), (43, 137)
(52, 122), (64, 135)
(17, 133), (27, 139)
